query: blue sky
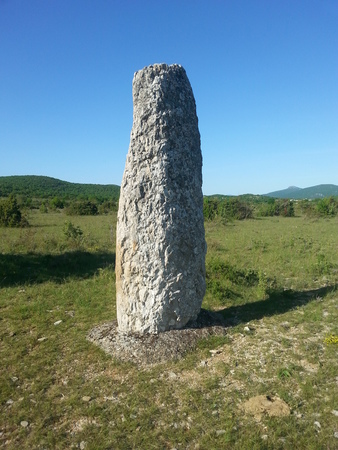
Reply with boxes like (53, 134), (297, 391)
(1, 0), (337, 195)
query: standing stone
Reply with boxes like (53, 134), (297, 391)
(116, 63), (206, 334)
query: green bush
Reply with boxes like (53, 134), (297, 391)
(277, 199), (295, 217)
(218, 198), (253, 220)
(258, 199), (294, 217)
(0, 194), (28, 227)
(203, 198), (219, 220)
(298, 197), (337, 218)
(98, 200), (118, 214)
(316, 197), (338, 217)
(63, 220), (83, 241)
(65, 200), (98, 216)
(49, 196), (64, 210)
(203, 197), (253, 221)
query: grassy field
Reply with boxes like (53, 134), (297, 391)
(1, 210), (337, 449)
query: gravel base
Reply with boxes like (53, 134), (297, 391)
(87, 309), (227, 366)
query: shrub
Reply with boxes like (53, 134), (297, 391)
(65, 200), (98, 216)
(49, 196), (64, 210)
(278, 199), (295, 217)
(0, 194), (28, 227)
(316, 197), (338, 217)
(203, 197), (253, 221)
(258, 199), (295, 217)
(63, 220), (83, 241)
(98, 200), (118, 214)
(218, 198), (253, 221)
(203, 198), (219, 221)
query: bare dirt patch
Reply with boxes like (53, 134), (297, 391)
(87, 309), (227, 366)
(242, 395), (291, 421)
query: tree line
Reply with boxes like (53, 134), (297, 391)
(1, 192), (337, 228)
(203, 196), (338, 221)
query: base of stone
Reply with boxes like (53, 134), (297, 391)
(87, 309), (227, 366)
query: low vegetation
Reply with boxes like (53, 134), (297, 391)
(203, 195), (338, 221)
(0, 202), (337, 449)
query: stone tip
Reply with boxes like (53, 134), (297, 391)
(134, 63), (184, 78)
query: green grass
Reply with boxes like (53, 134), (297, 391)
(1, 211), (337, 449)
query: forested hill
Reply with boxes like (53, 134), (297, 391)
(0, 176), (120, 200)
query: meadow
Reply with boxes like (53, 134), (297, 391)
(0, 209), (337, 449)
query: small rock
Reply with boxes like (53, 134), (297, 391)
(168, 372), (177, 380)
(54, 320), (62, 326)
(334, 431), (338, 439)
(6, 399), (14, 405)
(19, 289), (25, 293)
(80, 441), (87, 449)
(314, 421), (321, 430)
(209, 349), (221, 355)
(37, 337), (47, 342)
(332, 410), (338, 417)
(216, 430), (226, 436)
(200, 360), (208, 367)
(244, 326), (251, 332)
(20, 421), (29, 428)
(82, 396), (91, 402)
(11, 376), (18, 383)
(261, 435), (268, 440)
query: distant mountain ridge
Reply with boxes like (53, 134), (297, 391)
(0, 175), (120, 200)
(265, 184), (338, 199)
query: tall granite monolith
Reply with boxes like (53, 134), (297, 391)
(116, 63), (206, 334)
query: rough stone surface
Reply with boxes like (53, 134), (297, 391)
(116, 63), (206, 334)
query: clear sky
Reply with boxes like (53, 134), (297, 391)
(1, 0), (337, 195)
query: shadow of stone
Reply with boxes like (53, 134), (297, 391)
(217, 285), (337, 326)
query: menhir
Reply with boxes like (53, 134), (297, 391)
(116, 63), (206, 334)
